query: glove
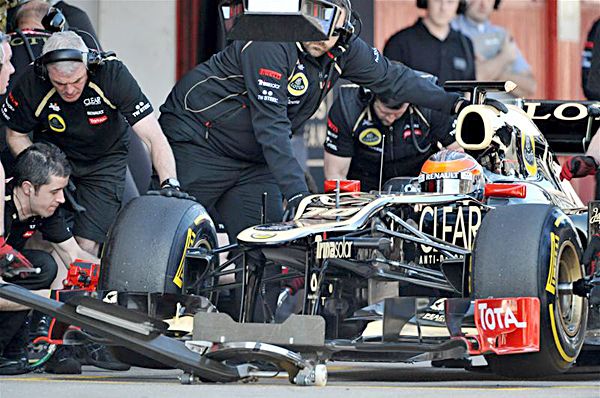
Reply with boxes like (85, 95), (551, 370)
(0, 237), (34, 278)
(282, 192), (309, 222)
(452, 97), (470, 115)
(560, 156), (598, 181)
(582, 234), (600, 276)
(147, 178), (196, 201)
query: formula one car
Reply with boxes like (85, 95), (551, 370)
(1, 82), (598, 384)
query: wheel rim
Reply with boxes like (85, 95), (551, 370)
(556, 241), (584, 338)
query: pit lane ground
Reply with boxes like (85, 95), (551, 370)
(0, 361), (598, 398)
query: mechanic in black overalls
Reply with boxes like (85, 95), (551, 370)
(159, 0), (467, 321)
(324, 84), (456, 191)
(0, 143), (94, 375)
(0, 31), (180, 257)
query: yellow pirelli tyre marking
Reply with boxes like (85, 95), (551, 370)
(173, 228), (196, 288)
(554, 215), (567, 228)
(549, 303), (576, 362)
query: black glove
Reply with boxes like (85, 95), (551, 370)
(582, 234), (600, 276)
(452, 97), (470, 115)
(483, 98), (508, 113)
(282, 192), (309, 222)
(560, 156), (598, 181)
(147, 178), (196, 201)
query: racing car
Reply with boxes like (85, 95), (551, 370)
(1, 82), (598, 384)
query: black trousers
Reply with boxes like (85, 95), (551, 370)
(171, 141), (283, 321)
(0, 250), (58, 355)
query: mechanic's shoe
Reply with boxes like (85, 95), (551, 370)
(0, 356), (29, 375)
(80, 344), (130, 371)
(44, 346), (82, 374)
(34, 315), (52, 338)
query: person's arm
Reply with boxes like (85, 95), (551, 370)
(586, 127), (600, 165)
(324, 152), (351, 180)
(51, 237), (99, 268)
(0, 163), (4, 237)
(240, 41), (308, 200)
(131, 114), (177, 183)
(6, 127), (32, 156)
(475, 34), (517, 81)
(586, 26), (600, 100)
(341, 38), (461, 116)
(583, 20), (600, 100)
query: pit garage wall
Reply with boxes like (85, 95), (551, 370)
(69, 0), (177, 113)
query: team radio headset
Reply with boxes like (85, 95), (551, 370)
(33, 47), (115, 80)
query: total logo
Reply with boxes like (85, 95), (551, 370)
(477, 302), (527, 331)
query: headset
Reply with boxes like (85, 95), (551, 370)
(34, 48), (115, 80)
(416, 0), (468, 15)
(42, 7), (69, 33)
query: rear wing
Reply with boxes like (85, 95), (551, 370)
(522, 100), (600, 154)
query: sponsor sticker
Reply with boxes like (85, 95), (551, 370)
(315, 235), (353, 260)
(258, 79), (281, 89)
(358, 128), (382, 147)
(49, 102), (60, 112)
(132, 101), (151, 118)
(288, 72), (308, 96)
(83, 96), (101, 107)
(250, 232), (277, 239)
(88, 115), (108, 125)
(257, 90), (278, 104)
(259, 68), (282, 80)
(48, 114), (66, 133)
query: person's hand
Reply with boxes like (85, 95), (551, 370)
(452, 97), (470, 115)
(0, 237), (34, 278)
(560, 156), (598, 181)
(282, 192), (310, 222)
(147, 178), (196, 201)
(501, 34), (518, 64)
(582, 234), (600, 275)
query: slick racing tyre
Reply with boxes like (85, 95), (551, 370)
(100, 195), (218, 295)
(472, 204), (587, 377)
(100, 195), (218, 369)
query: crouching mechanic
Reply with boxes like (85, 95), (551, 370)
(324, 85), (456, 191)
(1, 31), (181, 256)
(0, 142), (96, 375)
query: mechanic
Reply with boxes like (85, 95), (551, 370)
(158, 0), (467, 319)
(383, 0), (476, 84)
(324, 84), (456, 191)
(0, 142), (96, 375)
(0, 30), (15, 248)
(452, 0), (536, 98)
(1, 31), (180, 256)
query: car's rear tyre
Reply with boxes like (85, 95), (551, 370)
(472, 204), (587, 377)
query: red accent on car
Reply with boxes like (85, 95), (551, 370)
(259, 68), (282, 80)
(88, 115), (108, 125)
(324, 179), (361, 193)
(484, 183), (527, 198)
(461, 297), (540, 356)
(22, 230), (35, 239)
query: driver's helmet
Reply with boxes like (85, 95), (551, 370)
(418, 150), (485, 197)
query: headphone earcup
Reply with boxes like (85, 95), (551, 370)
(416, 0), (428, 9)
